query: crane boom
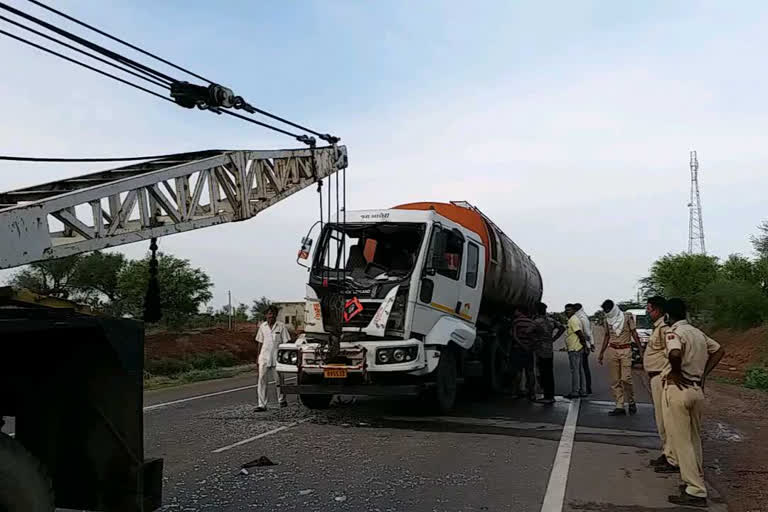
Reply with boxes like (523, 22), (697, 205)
(0, 145), (347, 270)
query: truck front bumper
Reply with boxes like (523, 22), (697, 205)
(280, 383), (432, 396)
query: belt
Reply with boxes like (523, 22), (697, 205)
(609, 343), (631, 350)
(648, 371), (661, 378)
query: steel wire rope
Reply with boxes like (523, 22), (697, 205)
(0, 14), (170, 89)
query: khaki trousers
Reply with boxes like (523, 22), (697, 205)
(649, 374), (676, 466)
(606, 347), (634, 408)
(663, 384), (706, 498)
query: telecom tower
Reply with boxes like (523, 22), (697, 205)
(687, 150), (706, 254)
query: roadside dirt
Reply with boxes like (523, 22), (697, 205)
(704, 381), (768, 512)
(709, 326), (768, 379)
(145, 323), (260, 362)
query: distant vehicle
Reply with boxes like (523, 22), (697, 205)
(627, 308), (651, 367)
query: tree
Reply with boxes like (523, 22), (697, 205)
(117, 253), (213, 325)
(751, 220), (768, 258)
(699, 279), (768, 329)
(721, 254), (757, 283)
(250, 296), (273, 321)
(641, 253), (720, 315)
(71, 252), (127, 309)
(8, 255), (82, 298)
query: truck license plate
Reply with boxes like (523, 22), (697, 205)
(323, 368), (347, 379)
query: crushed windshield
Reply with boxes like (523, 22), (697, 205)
(634, 313), (652, 329)
(313, 223), (425, 281)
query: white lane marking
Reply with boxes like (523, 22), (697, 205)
(540, 397), (581, 512)
(212, 417), (311, 454)
(143, 377), (296, 412)
(587, 400), (651, 408)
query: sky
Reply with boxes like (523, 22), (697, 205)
(1, 0), (767, 314)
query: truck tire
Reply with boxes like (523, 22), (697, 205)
(299, 394), (333, 409)
(433, 348), (458, 413)
(0, 434), (54, 512)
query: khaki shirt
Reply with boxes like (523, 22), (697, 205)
(664, 320), (721, 382)
(604, 312), (635, 347)
(643, 316), (669, 373)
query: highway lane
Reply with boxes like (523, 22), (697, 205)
(141, 351), (728, 512)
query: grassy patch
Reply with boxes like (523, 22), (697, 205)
(744, 366), (768, 391)
(143, 351), (254, 390)
(144, 364), (255, 390)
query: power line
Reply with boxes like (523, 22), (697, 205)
(25, 0), (213, 84)
(0, 14), (169, 89)
(0, 27), (173, 102)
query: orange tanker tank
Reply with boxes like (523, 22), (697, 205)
(394, 201), (543, 314)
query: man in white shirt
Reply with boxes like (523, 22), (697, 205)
(255, 305), (291, 411)
(574, 303), (594, 394)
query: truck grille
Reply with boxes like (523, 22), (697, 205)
(344, 301), (379, 327)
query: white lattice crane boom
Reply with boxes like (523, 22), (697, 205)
(0, 145), (347, 270)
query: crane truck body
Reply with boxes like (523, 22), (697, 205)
(278, 201), (543, 411)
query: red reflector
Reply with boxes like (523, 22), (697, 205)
(322, 278), (328, 287)
(343, 297), (364, 322)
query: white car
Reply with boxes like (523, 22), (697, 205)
(627, 308), (652, 366)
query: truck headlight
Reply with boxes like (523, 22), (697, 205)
(278, 349), (299, 365)
(376, 346), (418, 365)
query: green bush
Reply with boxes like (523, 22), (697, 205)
(145, 351), (239, 376)
(699, 279), (768, 329)
(744, 366), (768, 390)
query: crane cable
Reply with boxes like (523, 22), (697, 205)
(0, 0), (339, 144)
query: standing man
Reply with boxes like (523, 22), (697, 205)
(598, 299), (640, 415)
(255, 305), (291, 411)
(564, 304), (588, 399)
(644, 296), (677, 472)
(511, 306), (541, 401)
(574, 303), (594, 394)
(534, 302), (565, 403)
(661, 298), (725, 507)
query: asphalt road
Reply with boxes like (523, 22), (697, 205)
(139, 350), (728, 512)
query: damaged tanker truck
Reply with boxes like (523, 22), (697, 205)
(278, 201), (543, 412)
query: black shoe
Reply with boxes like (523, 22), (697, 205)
(279, 401), (288, 408)
(538, 398), (556, 404)
(579, 392), (588, 398)
(564, 393), (578, 399)
(668, 493), (707, 508)
(608, 408), (626, 416)
(586, 389), (593, 394)
(628, 402), (638, 415)
(255, 406), (267, 412)
(654, 463), (679, 473)
(649, 454), (667, 467)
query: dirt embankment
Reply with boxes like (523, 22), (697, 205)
(145, 323), (261, 363)
(708, 325), (768, 379)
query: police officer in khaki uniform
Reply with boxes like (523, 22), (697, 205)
(598, 299), (641, 415)
(643, 296), (677, 472)
(661, 298), (725, 508)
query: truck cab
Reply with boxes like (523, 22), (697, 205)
(277, 207), (486, 411)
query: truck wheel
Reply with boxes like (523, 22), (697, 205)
(433, 348), (458, 413)
(0, 433), (54, 512)
(299, 394), (333, 409)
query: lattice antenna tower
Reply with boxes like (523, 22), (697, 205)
(687, 150), (706, 254)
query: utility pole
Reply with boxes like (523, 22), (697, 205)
(228, 290), (233, 331)
(687, 150), (706, 254)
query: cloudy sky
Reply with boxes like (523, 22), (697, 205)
(1, 0), (767, 314)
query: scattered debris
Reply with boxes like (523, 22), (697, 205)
(358, 422), (371, 427)
(242, 456), (277, 468)
(239, 468), (249, 476)
(334, 495), (347, 502)
(298, 489), (314, 496)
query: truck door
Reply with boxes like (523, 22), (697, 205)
(457, 238), (485, 323)
(414, 224), (465, 327)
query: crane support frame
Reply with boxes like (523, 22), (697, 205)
(0, 145), (347, 269)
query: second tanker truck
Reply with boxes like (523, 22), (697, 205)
(278, 201), (543, 412)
